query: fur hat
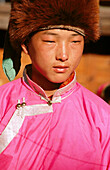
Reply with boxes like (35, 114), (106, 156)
(3, 0), (100, 81)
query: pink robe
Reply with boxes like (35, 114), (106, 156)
(0, 67), (110, 169)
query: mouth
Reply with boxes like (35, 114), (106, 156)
(53, 65), (69, 73)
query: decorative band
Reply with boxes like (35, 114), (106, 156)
(39, 25), (85, 36)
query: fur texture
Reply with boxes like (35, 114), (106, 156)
(9, 0), (100, 49)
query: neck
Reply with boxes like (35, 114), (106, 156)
(33, 76), (60, 97)
(31, 69), (61, 97)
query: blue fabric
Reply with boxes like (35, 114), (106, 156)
(2, 58), (16, 81)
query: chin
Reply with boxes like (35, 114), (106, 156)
(47, 73), (72, 84)
(50, 77), (69, 84)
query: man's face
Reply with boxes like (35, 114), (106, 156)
(27, 29), (84, 85)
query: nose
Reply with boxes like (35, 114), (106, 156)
(56, 42), (69, 61)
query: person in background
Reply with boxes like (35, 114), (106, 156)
(0, 0), (110, 169)
(97, 83), (110, 104)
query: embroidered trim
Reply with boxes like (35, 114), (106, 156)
(0, 103), (53, 153)
(39, 25), (85, 36)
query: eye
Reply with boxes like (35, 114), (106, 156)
(43, 40), (55, 43)
(71, 40), (81, 43)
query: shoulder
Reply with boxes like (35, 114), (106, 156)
(76, 82), (110, 112)
(77, 83), (107, 102)
(0, 78), (27, 101)
(0, 78), (21, 91)
(0, 78), (22, 99)
(0, 78), (24, 99)
(0, 78), (26, 120)
(74, 83), (110, 132)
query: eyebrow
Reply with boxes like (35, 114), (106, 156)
(71, 33), (80, 36)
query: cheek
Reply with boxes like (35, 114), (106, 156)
(29, 46), (47, 63)
(31, 51), (52, 72)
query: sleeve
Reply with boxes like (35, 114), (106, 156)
(92, 100), (110, 168)
(0, 81), (17, 121)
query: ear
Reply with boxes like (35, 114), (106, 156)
(21, 44), (28, 54)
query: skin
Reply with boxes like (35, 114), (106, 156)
(22, 29), (84, 97)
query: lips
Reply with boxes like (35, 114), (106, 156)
(53, 65), (69, 73)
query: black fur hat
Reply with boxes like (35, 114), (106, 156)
(3, 0), (100, 81)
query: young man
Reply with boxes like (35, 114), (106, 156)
(0, 0), (110, 169)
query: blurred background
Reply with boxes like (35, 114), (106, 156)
(0, 0), (110, 100)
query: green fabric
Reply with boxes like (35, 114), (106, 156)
(2, 58), (16, 81)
